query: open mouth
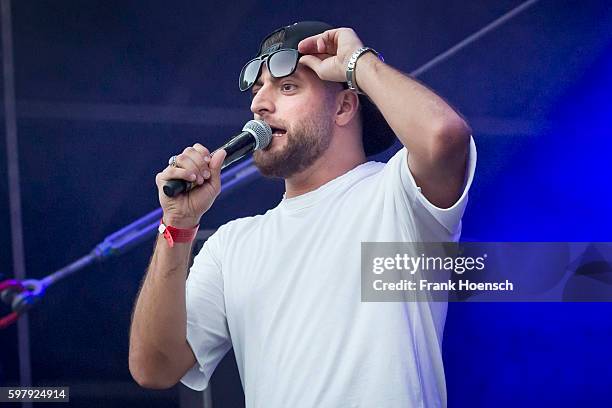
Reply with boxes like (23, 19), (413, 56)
(271, 127), (287, 137)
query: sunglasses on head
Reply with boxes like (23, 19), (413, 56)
(239, 48), (301, 92)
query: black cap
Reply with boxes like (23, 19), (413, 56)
(248, 21), (396, 157)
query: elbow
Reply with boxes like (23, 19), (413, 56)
(129, 352), (178, 390)
(430, 115), (471, 162)
(437, 113), (471, 144)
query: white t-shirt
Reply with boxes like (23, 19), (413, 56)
(181, 138), (477, 408)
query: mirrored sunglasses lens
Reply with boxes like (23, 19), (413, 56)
(239, 59), (263, 90)
(268, 50), (298, 78)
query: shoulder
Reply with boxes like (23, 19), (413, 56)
(222, 209), (275, 233)
(207, 208), (278, 246)
(337, 160), (387, 192)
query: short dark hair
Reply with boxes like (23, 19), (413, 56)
(261, 30), (286, 54)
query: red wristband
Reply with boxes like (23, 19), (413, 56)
(158, 219), (199, 247)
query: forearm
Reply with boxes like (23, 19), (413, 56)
(129, 235), (193, 381)
(355, 52), (471, 160)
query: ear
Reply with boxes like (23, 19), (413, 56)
(334, 89), (360, 127)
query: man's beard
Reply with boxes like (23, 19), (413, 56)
(253, 112), (333, 179)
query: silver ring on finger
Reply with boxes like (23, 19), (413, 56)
(168, 155), (178, 167)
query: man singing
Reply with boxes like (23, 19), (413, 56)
(129, 21), (476, 407)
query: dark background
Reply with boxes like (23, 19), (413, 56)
(1, 0), (612, 406)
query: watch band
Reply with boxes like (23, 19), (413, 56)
(158, 219), (199, 247)
(345, 46), (384, 94)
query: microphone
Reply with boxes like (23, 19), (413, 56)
(163, 120), (272, 197)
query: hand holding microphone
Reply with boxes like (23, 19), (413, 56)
(155, 120), (272, 228)
(155, 144), (226, 228)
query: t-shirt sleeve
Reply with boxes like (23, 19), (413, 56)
(385, 135), (477, 235)
(179, 229), (232, 391)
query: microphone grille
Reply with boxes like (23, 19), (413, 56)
(243, 120), (272, 150)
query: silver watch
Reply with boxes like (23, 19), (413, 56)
(345, 46), (384, 94)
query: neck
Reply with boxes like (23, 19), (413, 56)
(284, 140), (366, 199)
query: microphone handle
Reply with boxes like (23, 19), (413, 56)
(162, 133), (256, 198)
(221, 131), (258, 169)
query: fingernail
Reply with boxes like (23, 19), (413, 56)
(203, 170), (211, 179)
(204, 155), (211, 162)
(190, 173), (196, 180)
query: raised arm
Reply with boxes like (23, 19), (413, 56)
(299, 28), (471, 208)
(128, 145), (226, 388)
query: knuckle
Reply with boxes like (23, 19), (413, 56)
(183, 149), (206, 170)
(194, 145), (210, 157)
(193, 152), (205, 163)
(176, 153), (190, 168)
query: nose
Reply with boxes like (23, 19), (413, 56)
(250, 66), (275, 117)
